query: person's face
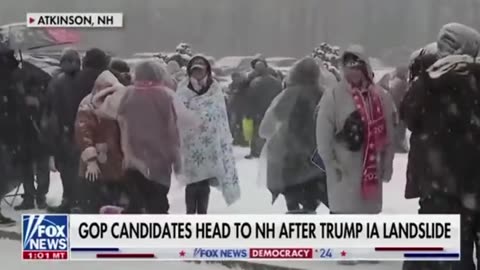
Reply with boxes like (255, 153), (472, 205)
(190, 59), (208, 80)
(61, 56), (80, 74)
(344, 67), (365, 85)
(191, 67), (207, 80)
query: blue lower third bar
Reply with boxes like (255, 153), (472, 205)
(71, 248), (120, 252)
(404, 253), (460, 258)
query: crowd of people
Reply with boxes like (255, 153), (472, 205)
(0, 21), (479, 270)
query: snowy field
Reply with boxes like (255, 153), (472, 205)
(0, 147), (415, 270)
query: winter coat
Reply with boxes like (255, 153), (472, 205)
(247, 74), (282, 122)
(0, 68), (23, 151)
(402, 25), (480, 201)
(75, 71), (124, 182)
(17, 67), (53, 160)
(259, 57), (327, 204)
(48, 72), (81, 160)
(401, 63), (480, 202)
(94, 81), (181, 189)
(378, 73), (391, 91)
(0, 68), (23, 197)
(48, 72), (78, 140)
(227, 78), (250, 117)
(48, 68), (101, 159)
(389, 76), (408, 114)
(176, 79), (241, 205)
(316, 45), (396, 214)
(401, 49), (439, 199)
(319, 63), (338, 91)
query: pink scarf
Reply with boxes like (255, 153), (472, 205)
(134, 80), (164, 89)
(350, 84), (387, 200)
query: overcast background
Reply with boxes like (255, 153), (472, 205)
(1, 0), (479, 61)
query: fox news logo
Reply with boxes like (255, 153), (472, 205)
(22, 215), (68, 260)
(193, 248), (248, 259)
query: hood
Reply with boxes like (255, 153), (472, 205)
(92, 70), (122, 96)
(410, 42), (437, 62)
(167, 60), (181, 74)
(186, 54), (212, 77)
(408, 43), (439, 80)
(250, 55), (268, 69)
(341, 44), (374, 80)
(286, 57), (320, 85)
(437, 23), (480, 57)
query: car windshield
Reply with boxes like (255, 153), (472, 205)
(216, 57), (252, 68)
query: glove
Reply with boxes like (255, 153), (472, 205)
(49, 156), (57, 172)
(85, 161), (101, 182)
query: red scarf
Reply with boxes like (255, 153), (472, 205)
(350, 84), (387, 200)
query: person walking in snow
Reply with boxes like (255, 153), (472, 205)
(389, 65), (409, 153)
(75, 70), (126, 213)
(402, 23), (480, 270)
(14, 55), (54, 211)
(227, 71), (250, 146)
(48, 48), (109, 213)
(176, 55), (241, 214)
(401, 43), (438, 205)
(259, 57), (328, 213)
(0, 46), (24, 226)
(94, 60), (183, 214)
(316, 44), (396, 217)
(245, 57), (282, 159)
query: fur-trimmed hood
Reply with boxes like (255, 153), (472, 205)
(341, 44), (374, 80)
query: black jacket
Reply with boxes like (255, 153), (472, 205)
(18, 66), (53, 159)
(0, 69), (22, 148)
(401, 65), (480, 202)
(247, 74), (282, 121)
(48, 68), (103, 157)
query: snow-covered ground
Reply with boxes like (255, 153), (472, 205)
(0, 147), (415, 269)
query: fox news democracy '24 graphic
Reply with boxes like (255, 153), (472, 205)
(18, 214), (463, 261)
(22, 214), (69, 260)
(193, 248), (248, 259)
(26, 13), (123, 28)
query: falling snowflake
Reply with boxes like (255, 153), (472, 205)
(448, 103), (459, 116)
(462, 194), (477, 210)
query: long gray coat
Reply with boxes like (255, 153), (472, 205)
(259, 58), (327, 204)
(316, 45), (395, 214)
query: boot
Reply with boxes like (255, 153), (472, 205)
(0, 212), (15, 227)
(47, 199), (71, 213)
(36, 196), (48, 210)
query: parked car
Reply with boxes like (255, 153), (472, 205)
(267, 57), (297, 76)
(215, 56), (255, 77)
(133, 52), (162, 58)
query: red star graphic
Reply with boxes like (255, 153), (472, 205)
(179, 250), (186, 257)
(341, 250), (347, 257)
